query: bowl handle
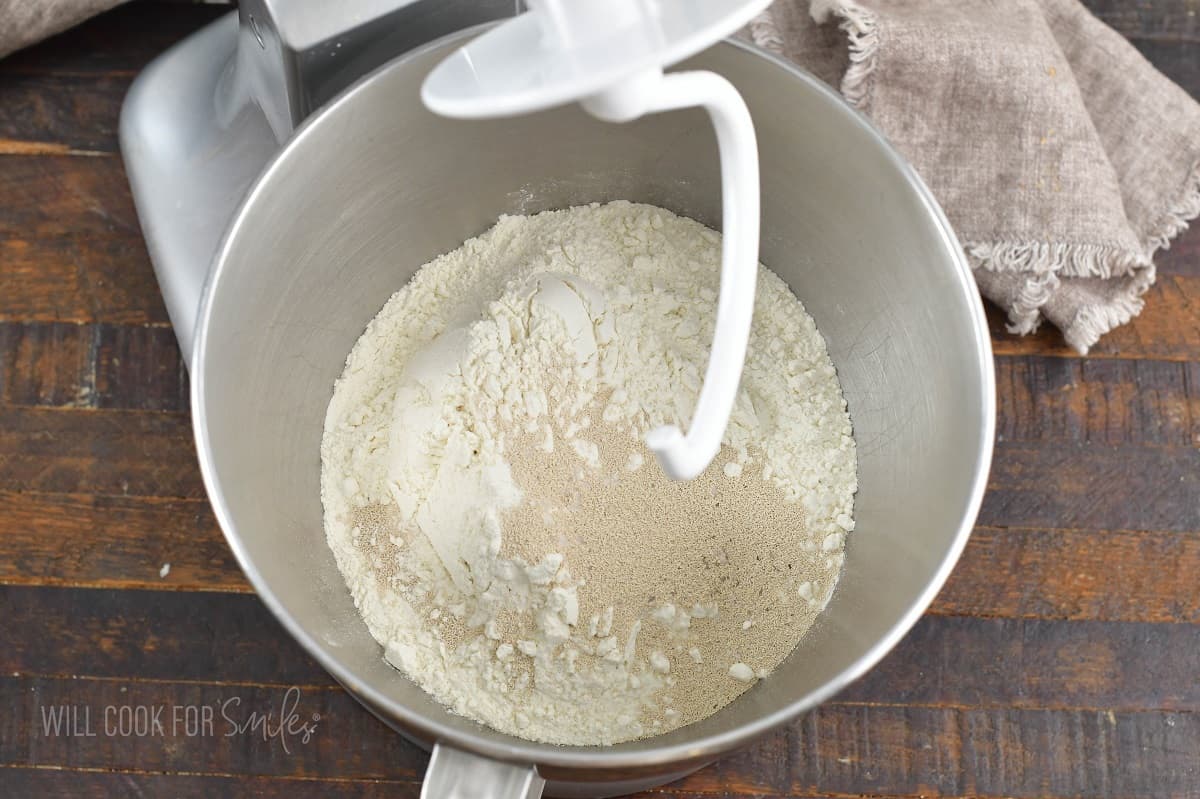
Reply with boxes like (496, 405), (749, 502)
(421, 742), (545, 799)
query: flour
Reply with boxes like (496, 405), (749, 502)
(321, 201), (857, 745)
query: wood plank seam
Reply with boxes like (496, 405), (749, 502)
(6, 672), (340, 692)
(0, 764), (423, 786)
(0, 576), (253, 593)
(0, 141), (108, 157)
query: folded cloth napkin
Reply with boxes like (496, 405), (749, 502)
(0, 0), (125, 59)
(748, 0), (1200, 353)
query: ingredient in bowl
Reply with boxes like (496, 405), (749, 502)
(321, 202), (856, 745)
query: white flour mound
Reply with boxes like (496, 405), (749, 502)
(321, 201), (857, 745)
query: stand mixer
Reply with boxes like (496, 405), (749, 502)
(125, 0), (770, 481)
(122, 3), (994, 796)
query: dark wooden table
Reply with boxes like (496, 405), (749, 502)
(2, 2), (1199, 796)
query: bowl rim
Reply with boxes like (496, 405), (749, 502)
(192, 25), (996, 770)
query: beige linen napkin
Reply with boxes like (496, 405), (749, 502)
(749, 0), (1200, 353)
(0, 0), (125, 59)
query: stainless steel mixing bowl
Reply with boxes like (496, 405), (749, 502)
(191, 29), (994, 799)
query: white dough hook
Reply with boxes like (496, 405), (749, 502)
(422, 0), (769, 480)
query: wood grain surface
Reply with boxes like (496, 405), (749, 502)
(1, 2), (1198, 797)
